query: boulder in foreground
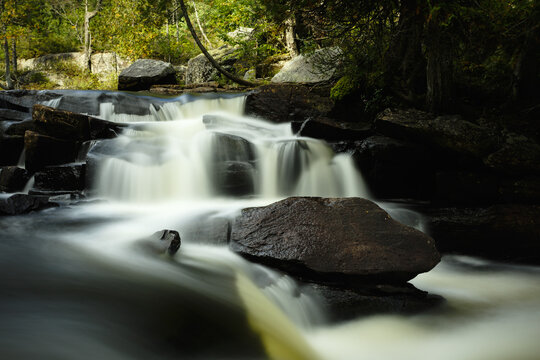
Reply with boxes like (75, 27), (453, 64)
(230, 197), (440, 284)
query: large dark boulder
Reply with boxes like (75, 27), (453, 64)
(118, 59), (177, 91)
(353, 136), (435, 200)
(33, 164), (86, 193)
(0, 166), (31, 192)
(425, 204), (540, 264)
(0, 135), (24, 166)
(24, 131), (78, 173)
(0, 193), (56, 215)
(245, 84), (334, 123)
(375, 108), (501, 160)
(230, 197), (440, 284)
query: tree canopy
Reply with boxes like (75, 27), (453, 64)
(0, 0), (537, 114)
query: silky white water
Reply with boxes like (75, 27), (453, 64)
(2, 93), (539, 360)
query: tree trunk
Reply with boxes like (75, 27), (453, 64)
(512, 31), (539, 106)
(191, 0), (212, 49)
(285, 15), (299, 58)
(3, 38), (13, 89)
(12, 38), (17, 72)
(174, 0), (180, 42)
(384, 0), (426, 101)
(83, 0), (102, 72)
(178, 0), (256, 87)
(425, 14), (453, 113)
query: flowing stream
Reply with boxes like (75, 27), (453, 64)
(1, 92), (540, 359)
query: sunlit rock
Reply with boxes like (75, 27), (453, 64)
(118, 59), (177, 91)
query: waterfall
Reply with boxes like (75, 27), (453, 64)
(92, 95), (369, 202)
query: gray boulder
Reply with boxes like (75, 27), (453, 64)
(271, 47), (341, 84)
(230, 197), (440, 284)
(118, 59), (177, 91)
(185, 46), (237, 85)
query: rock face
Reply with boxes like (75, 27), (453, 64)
(245, 84), (334, 123)
(185, 47), (239, 85)
(230, 197), (441, 283)
(118, 59), (177, 91)
(271, 47), (341, 83)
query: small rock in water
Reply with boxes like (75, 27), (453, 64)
(157, 229), (181, 255)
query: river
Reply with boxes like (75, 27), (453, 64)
(1, 92), (539, 359)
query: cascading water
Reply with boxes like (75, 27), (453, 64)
(92, 95), (369, 202)
(1, 92), (540, 360)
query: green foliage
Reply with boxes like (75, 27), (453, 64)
(330, 75), (359, 101)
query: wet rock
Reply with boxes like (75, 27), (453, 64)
(425, 205), (540, 264)
(291, 117), (372, 142)
(24, 131), (78, 173)
(215, 161), (256, 196)
(118, 59), (177, 91)
(146, 230), (182, 255)
(34, 164), (86, 192)
(4, 119), (37, 136)
(353, 136), (435, 200)
(230, 197), (441, 284)
(0, 135), (24, 166)
(0, 166), (31, 192)
(211, 132), (256, 164)
(32, 104), (125, 141)
(375, 108), (500, 159)
(308, 282), (444, 322)
(0, 109), (30, 122)
(245, 84), (334, 123)
(0, 193), (56, 215)
(271, 47), (341, 83)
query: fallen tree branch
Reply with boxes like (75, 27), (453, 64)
(178, 0), (257, 87)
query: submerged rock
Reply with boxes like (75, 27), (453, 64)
(0, 193), (56, 215)
(215, 161), (256, 196)
(118, 59), (177, 91)
(150, 230), (182, 255)
(230, 197), (441, 284)
(308, 282), (444, 322)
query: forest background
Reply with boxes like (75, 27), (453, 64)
(0, 0), (538, 119)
